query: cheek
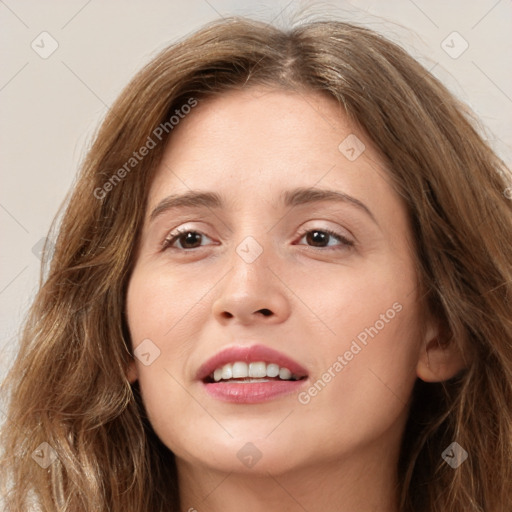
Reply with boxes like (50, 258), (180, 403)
(294, 252), (420, 432)
(125, 265), (208, 404)
(298, 312), (419, 454)
(293, 248), (416, 347)
(126, 264), (212, 349)
(125, 267), (216, 456)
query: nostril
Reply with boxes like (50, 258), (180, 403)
(258, 309), (272, 316)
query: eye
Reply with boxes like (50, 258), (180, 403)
(162, 228), (213, 250)
(162, 227), (353, 252)
(296, 228), (354, 249)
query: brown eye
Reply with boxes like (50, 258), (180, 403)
(306, 230), (330, 247)
(298, 229), (353, 249)
(163, 230), (211, 250)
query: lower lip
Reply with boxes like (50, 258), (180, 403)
(202, 379), (306, 403)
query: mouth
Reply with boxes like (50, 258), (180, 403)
(197, 344), (309, 403)
(204, 361), (304, 383)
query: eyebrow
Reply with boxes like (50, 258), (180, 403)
(149, 187), (378, 225)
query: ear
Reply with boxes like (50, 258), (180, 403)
(126, 359), (138, 384)
(416, 314), (466, 383)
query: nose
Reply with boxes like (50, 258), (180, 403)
(211, 242), (291, 326)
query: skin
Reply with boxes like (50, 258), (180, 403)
(126, 87), (463, 512)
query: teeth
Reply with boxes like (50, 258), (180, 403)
(279, 367), (292, 380)
(221, 364), (233, 380)
(266, 363), (279, 378)
(249, 362), (266, 378)
(232, 362), (248, 378)
(211, 361), (300, 382)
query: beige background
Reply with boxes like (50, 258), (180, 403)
(1, 0), (511, 394)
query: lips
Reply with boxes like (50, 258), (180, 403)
(197, 344), (309, 404)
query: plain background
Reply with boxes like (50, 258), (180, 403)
(1, 0), (511, 406)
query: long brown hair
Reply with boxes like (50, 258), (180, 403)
(1, 16), (511, 512)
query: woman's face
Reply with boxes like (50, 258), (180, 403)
(126, 87), (430, 477)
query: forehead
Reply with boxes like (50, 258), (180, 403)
(147, 86), (397, 215)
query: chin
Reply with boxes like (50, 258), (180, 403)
(174, 431), (309, 476)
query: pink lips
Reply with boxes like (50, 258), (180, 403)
(197, 344), (308, 404)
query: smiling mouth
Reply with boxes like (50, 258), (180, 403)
(204, 361), (307, 384)
(198, 344), (309, 403)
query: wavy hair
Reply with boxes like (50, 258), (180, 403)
(1, 16), (511, 512)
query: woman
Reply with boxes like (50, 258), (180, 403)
(1, 16), (511, 512)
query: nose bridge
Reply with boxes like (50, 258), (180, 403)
(211, 232), (291, 324)
(227, 233), (273, 300)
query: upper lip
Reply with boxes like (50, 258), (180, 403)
(196, 344), (309, 381)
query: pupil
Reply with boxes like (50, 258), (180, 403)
(182, 232), (201, 248)
(307, 230), (327, 246)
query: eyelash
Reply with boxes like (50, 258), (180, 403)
(162, 227), (354, 251)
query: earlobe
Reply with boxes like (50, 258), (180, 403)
(416, 317), (467, 383)
(126, 359), (138, 384)
(416, 337), (466, 382)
